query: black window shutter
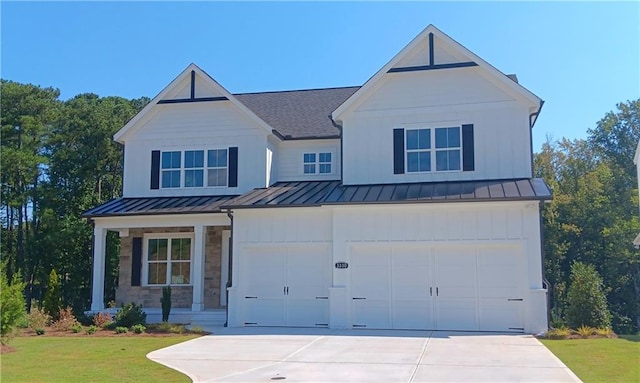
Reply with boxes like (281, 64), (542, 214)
(462, 124), (475, 171)
(150, 150), (160, 189)
(228, 147), (238, 187)
(393, 128), (405, 174)
(131, 237), (142, 286)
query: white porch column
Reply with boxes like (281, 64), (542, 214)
(90, 226), (107, 311)
(191, 224), (206, 312)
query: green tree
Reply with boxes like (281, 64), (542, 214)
(566, 262), (611, 329)
(43, 269), (62, 320)
(0, 262), (26, 342)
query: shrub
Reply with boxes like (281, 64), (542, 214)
(131, 324), (146, 334)
(115, 326), (128, 334)
(161, 286), (172, 322)
(566, 262), (611, 329)
(595, 327), (614, 337)
(71, 323), (83, 333)
(52, 307), (80, 331)
(35, 328), (45, 335)
(0, 262), (26, 342)
(546, 327), (571, 340)
(190, 325), (205, 334)
(576, 325), (595, 337)
(114, 303), (146, 327)
(86, 325), (98, 335)
(27, 304), (51, 333)
(92, 312), (113, 328)
(43, 269), (62, 321)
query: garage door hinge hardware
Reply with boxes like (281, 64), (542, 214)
(315, 296), (328, 299)
(352, 297), (366, 300)
(353, 324), (366, 328)
(315, 323), (328, 326)
(507, 298), (523, 301)
(509, 327), (524, 331)
(245, 296), (258, 299)
(245, 322), (258, 325)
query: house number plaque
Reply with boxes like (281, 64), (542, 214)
(335, 262), (349, 269)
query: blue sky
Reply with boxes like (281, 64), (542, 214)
(2, 2), (638, 151)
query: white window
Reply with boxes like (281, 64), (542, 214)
(184, 150), (204, 187)
(160, 149), (228, 188)
(145, 234), (192, 286)
(207, 149), (228, 187)
(303, 152), (332, 174)
(161, 151), (181, 188)
(406, 127), (461, 173)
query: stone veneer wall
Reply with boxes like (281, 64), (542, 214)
(116, 226), (228, 309)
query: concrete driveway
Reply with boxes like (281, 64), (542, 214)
(147, 328), (581, 383)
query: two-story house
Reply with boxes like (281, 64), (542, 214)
(84, 25), (551, 333)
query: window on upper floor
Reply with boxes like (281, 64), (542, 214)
(405, 127), (461, 173)
(145, 235), (192, 286)
(303, 152), (332, 174)
(207, 149), (228, 187)
(154, 148), (235, 189)
(394, 124), (473, 175)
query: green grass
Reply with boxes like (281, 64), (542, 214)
(540, 335), (640, 383)
(1, 336), (199, 383)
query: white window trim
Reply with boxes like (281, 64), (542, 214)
(142, 232), (195, 287)
(405, 126), (462, 174)
(160, 148), (230, 189)
(302, 151), (335, 175)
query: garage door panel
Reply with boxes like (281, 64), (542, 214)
(393, 300), (432, 329)
(436, 298), (478, 331)
(245, 300), (285, 326)
(287, 298), (329, 327)
(353, 300), (391, 328)
(479, 299), (524, 331)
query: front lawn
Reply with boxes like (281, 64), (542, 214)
(540, 335), (640, 383)
(1, 336), (198, 383)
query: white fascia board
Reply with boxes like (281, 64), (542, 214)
(91, 213), (230, 230)
(332, 24), (543, 123)
(113, 63), (275, 143)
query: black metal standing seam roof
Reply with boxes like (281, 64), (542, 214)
(222, 178), (552, 209)
(234, 86), (360, 140)
(82, 195), (237, 218)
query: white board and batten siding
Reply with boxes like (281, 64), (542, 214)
(227, 202), (548, 334)
(276, 139), (341, 182)
(122, 101), (270, 197)
(340, 67), (534, 185)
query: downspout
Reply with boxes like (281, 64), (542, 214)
(224, 210), (234, 327)
(329, 115), (344, 184)
(528, 100), (545, 176)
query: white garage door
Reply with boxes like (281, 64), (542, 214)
(351, 244), (524, 332)
(242, 245), (331, 327)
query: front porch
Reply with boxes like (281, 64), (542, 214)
(85, 208), (232, 325)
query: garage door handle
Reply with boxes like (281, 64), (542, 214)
(436, 287), (439, 296)
(508, 298), (523, 301)
(430, 287), (432, 296)
(315, 296), (328, 299)
(352, 297), (366, 300)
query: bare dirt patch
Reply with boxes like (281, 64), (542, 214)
(1, 343), (16, 354)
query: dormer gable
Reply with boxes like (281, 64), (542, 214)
(332, 24), (543, 125)
(113, 63), (273, 143)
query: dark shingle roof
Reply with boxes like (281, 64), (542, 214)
(234, 86), (360, 139)
(223, 178), (552, 209)
(82, 195), (236, 218)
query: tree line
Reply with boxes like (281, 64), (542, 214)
(1, 80), (639, 333)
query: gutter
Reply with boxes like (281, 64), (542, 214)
(224, 210), (234, 327)
(329, 115), (344, 184)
